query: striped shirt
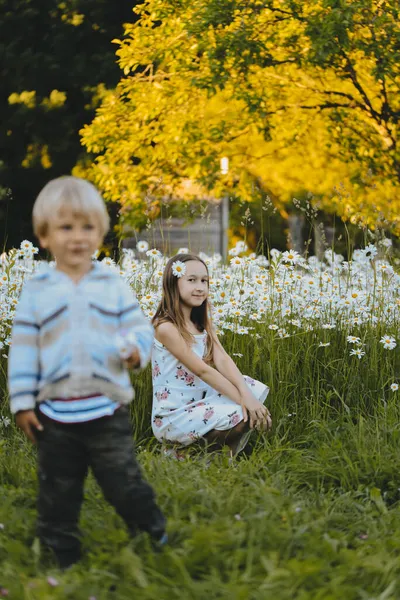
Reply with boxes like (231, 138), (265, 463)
(8, 262), (154, 416)
(39, 394), (120, 423)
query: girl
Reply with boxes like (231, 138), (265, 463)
(151, 253), (271, 457)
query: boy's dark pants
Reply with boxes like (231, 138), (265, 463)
(36, 406), (166, 568)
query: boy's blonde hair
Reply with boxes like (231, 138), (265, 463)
(33, 176), (110, 237)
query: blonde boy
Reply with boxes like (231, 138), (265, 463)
(8, 176), (166, 568)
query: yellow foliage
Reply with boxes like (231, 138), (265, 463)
(78, 0), (400, 235)
(41, 90), (67, 109)
(60, 11), (84, 26)
(8, 91), (36, 108)
(21, 144), (52, 169)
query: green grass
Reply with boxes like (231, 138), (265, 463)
(1, 418), (400, 599)
(0, 322), (399, 598)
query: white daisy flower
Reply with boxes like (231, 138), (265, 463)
(350, 348), (365, 359)
(236, 326), (249, 335)
(172, 261), (186, 278)
(361, 244), (378, 260)
(137, 240), (149, 253)
(20, 240), (33, 251)
(282, 250), (301, 265)
(290, 319), (302, 327)
(230, 256), (244, 268)
(319, 342), (330, 347)
(270, 248), (281, 260)
(101, 257), (117, 268)
(235, 240), (248, 253)
(380, 336), (397, 350)
(390, 383), (399, 391)
(146, 248), (161, 258)
(347, 336), (361, 344)
(177, 248), (189, 254)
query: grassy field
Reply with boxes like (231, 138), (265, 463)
(1, 321), (400, 599)
(0, 239), (399, 598)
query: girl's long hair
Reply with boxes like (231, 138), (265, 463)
(152, 253), (214, 363)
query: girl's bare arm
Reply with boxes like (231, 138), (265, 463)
(212, 332), (271, 429)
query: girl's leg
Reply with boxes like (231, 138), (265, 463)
(204, 420), (250, 455)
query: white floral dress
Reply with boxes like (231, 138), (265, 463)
(151, 331), (269, 446)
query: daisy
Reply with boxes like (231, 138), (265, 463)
(360, 244), (378, 260)
(101, 257), (116, 267)
(20, 240), (33, 251)
(282, 250), (301, 265)
(319, 342), (330, 348)
(230, 257), (244, 268)
(172, 261), (186, 278)
(350, 348), (365, 359)
(249, 313), (261, 321)
(213, 307), (227, 317)
(146, 248), (162, 259)
(235, 240), (248, 252)
(380, 336), (397, 350)
(390, 383), (398, 391)
(377, 263), (394, 274)
(347, 336), (361, 344)
(236, 327), (249, 335)
(137, 240), (149, 253)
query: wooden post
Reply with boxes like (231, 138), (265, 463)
(220, 196), (229, 259)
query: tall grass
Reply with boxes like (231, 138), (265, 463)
(0, 235), (399, 597)
(1, 413), (400, 598)
(129, 321), (398, 442)
(1, 311), (399, 598)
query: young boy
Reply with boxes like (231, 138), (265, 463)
(8, 176), (166, 569)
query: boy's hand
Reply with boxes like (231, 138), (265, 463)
(15, 410), (43, 444)
(123, 347), (141, 370)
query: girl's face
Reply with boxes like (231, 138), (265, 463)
(177, 260), (209, 309)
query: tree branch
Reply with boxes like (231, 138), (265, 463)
(288, 102), (356, 111)
(340, 50), (380, 121)
(368, 23), (391, 123)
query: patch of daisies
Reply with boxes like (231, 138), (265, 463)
(1, 239), (399, 391)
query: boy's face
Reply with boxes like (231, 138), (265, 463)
(39, 208), (103, 277)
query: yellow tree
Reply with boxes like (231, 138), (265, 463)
(79, 0), (400, 234)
